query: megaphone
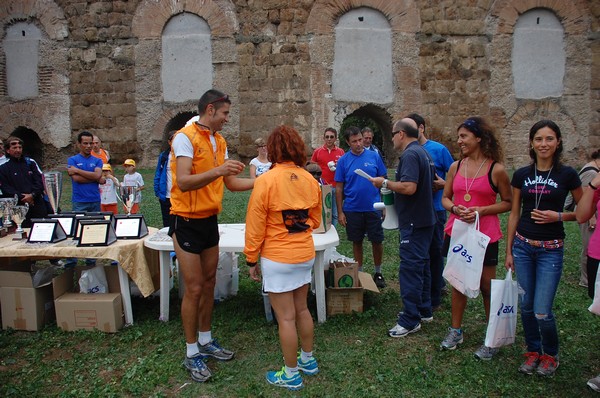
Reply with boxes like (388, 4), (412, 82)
(374, 187), (398, 230)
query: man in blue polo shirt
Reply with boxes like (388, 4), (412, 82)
(66, 131), (103, 266)
(335, 126), (387, 288)
(408, 113), (454, 310)
(371, 118), (435, 337)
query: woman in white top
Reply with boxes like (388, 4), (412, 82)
(249, 137), (272, 178)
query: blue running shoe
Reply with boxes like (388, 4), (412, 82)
(182, 354), (212, 383)
(265, 367), (303, 390)
(297, 356), (319, 375)
(198, 339), (234, 361)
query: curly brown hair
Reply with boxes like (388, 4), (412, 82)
(267, 125), (307, 167)
(458, 116), (504, 163)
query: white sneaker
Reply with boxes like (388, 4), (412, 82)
(388, 323), (421, 338)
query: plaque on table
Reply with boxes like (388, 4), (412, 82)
(86, 211), (114, 223)
(49, 214), (77, 237)
(73, 215), (106, 240)
(27, 219), (67, 243)
(114, 214), (148, 239)
(77, 219), (117, 247)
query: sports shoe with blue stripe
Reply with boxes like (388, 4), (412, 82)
(266, 367), (304, 390)
(297, 355), (319, 375)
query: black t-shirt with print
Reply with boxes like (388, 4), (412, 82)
(511, 164), (581, 240)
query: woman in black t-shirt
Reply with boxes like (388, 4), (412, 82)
(505, 120), (583, 377)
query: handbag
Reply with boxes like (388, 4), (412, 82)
(589, 268), (600, 316)
(442, 211), (490, 298)
(484, 270), (518, 348)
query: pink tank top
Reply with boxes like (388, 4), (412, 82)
(588, 189), (600, 260)
(444, 160), (503, 243)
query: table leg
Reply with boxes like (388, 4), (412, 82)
(314, 249), (327, 323)
(117, 265), (134, 325)
(159, 250), (171, 321)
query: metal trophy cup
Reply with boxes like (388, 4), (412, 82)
(11, 203), (29, 239)
(119, 185), (137, 215)
(44, 171), (63, 214)
(0, 195), (18, 228)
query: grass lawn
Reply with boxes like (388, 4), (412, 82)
(0, 168), (598, 397)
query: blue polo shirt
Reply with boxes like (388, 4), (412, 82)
(394, 141), (436, 228)
(68, 153), (102, 203)
(334, 149), (386, 212)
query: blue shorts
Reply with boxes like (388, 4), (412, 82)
(345, 211), (384, 243)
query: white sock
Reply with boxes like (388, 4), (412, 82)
(300, 350), (313, 362)
(198, 331), (212, 346)
(285, 365), (299, 377)
(186, 342), (199, 357)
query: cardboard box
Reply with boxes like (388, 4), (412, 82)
(54, 265), (124, 333)
(0, 264), (69, 331)
(331, 261), (359, 288)
(313, 184), (333, 234)
(326, 272), (380, 316)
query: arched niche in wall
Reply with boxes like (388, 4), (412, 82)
(512, 9), (565, 99)
(5, 22), (42, 99)
(332, 8), (393, 104)
(9, 126), (44, 166)
(162, 13), (212, 102)
(339, 104), (393, 165)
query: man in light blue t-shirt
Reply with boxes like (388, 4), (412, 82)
(335, 126), (387, 288)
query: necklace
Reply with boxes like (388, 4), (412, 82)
(463, 158), (487, 202)
(534, 166), (553, 210)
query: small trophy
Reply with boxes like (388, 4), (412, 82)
(44, 171), (63, 214)
(119, 185), (137, 215)
(11, 203), (29, 240)
(0, 195), (18, 228)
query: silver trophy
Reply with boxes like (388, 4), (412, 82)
(11, 203), (29, 238)
(0, 195), (18, 227)
(44, 171), (63, 214)
(119, 184), (137, 215)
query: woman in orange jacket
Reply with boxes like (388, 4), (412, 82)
(244, 125), (322, 391)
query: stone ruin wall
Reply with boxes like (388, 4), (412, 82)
(0, 0), (598, 170)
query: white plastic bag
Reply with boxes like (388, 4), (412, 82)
(484, 270), (518, 348)
(589, 269), (600, 315)
(442, 212), (490, 298)
(79, 265), (108, 294)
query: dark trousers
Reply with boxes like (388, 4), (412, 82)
(159, 198), (171, 228)
(430, 210), (447, 307)
(397, 224), (434, 329)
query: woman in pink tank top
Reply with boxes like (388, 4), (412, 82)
(439, 117), (512, 360)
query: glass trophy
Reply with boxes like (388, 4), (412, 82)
(11, 203), (29, 239)
(0, 195), (18, 228)
(44, 171), (63, 214)
(119, 185), (137, 215)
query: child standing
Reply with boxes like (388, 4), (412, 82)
(100, 164), (119, 214)
(122, 159), (144, 214)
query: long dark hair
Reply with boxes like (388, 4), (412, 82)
(529, 119), (563, 168)
(458, 117), (504, 162)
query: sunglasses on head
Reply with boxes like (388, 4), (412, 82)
(208, 94), (229, 105)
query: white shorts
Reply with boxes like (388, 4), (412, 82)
(261, 256), (315, 293)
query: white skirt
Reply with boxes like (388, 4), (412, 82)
(261, 256), (315, 293)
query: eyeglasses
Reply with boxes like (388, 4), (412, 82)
(324, 135), (335, 139)
(392, 130), (402, 136)
(257, 145), (266, 148)
(311, 172), (322, 177)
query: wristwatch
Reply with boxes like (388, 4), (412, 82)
(382, 179), (388, 189)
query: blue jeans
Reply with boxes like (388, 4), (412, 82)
(397, 224), (434, 329)
(430, 210), (446, 307)
(66, 202), (101, 267)
(513, 238), (563, 356)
